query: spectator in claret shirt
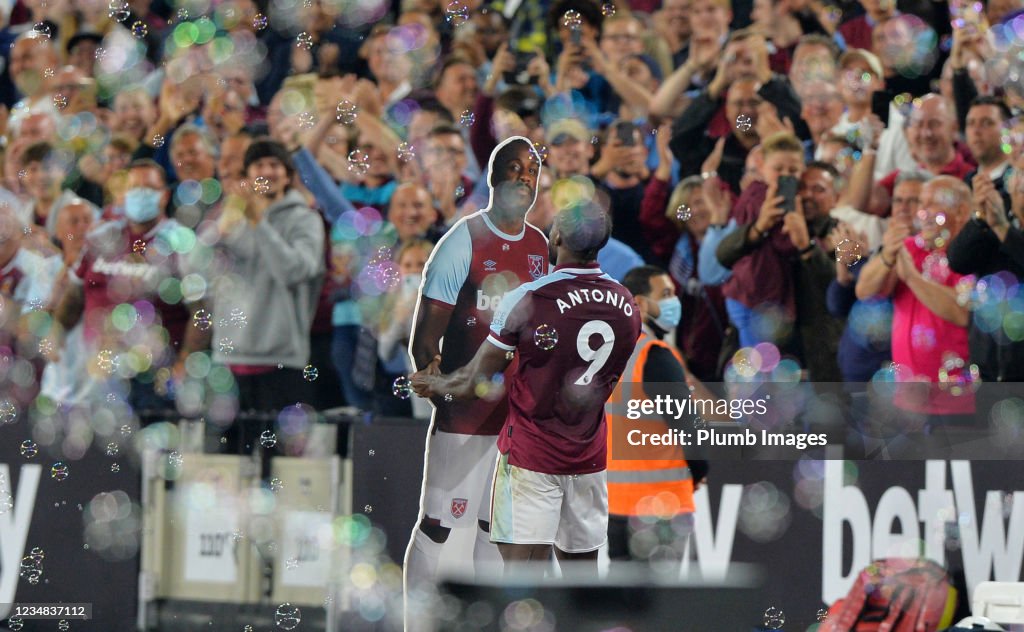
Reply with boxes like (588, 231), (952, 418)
(837, 0), (897, 51)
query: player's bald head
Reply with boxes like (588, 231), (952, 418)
(551, 201), (611, 262)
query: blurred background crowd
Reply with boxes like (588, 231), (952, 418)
(0, 0), (1023, 449)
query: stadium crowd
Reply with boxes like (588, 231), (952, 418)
(0, 0), (1023, 444)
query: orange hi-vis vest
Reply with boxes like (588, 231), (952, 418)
(606, 332), (695, 517)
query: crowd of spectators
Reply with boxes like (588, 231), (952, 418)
(0, 0), (1023, 448)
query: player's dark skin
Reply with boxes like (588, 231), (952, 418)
(412, 223), (600, 569)
(408, 141), (541, 543)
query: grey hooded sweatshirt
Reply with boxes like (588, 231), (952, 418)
(198, 189), (325, 369)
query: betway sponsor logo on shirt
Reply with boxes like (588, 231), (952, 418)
(92, 256), (159, 282)
(476, 290), (505, 311)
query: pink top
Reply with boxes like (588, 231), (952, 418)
(890, 237), (974, 415)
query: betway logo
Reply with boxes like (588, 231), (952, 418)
(476, 291), (506, 312)
(823, 460), (1024, 603)
(0, 464), (41, 620)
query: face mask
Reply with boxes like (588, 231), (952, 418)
(653, 296), (682, 332)
(124, 188), (162, 223)
(402, 273), (422, 292)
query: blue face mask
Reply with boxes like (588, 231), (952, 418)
(124, 188), (162, 223)
(654, 296), (682, 332)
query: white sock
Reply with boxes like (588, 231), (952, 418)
(404, 528), (443, 631)
(473, 524), (503, 580)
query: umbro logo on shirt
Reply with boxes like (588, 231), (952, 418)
(483, 259), (497, 271)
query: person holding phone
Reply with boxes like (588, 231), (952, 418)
(714, 132), (808, 349)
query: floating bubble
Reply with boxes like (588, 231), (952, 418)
(459, 109), (475, 127)
(58, 620), (69, 631)
(393, 376), (412, 399)
(8, 616), (23, 631)
(192, 309), (212, 330)
(95, 349), (116, 373)
(251, 175), (271, 194)
(217, 338), (235, 354)
(445, 1), (470, 25)
(533, 142), (549, 163)
(735, 115), (753, 132)
(230, 308), (248, 327)
(120, 424), (133, 437)
(298, 111), (316, 130)
(174, 7), (189, 22)
(693, 415), (707, 430)
(94, 47), (107, 61)
(111, 463), (120, 473)
(259, 431), (277, 449)
(676, 205), (692, 221)
(502, 243), (510, 251)
(397, 142), (416, 163)
(132, 239), (146, 254)
(336, 100), (358, 125)
(601, 2), (616, 16)
(33, 336), (49, 356)
(444, 393), (453, 402)
(20, 440), (37, 458)
(467, 317), (477, 327)
(296, 32), (314, 50)
(347, 149), (370, 176)
(303, 365), (319, 381)
(505, 351), (515, 360)
(534, 324), (559, 351)
(817, 608), (829, 621)
(835, 239), (863, 266)
(53, 94), (68, 110)
(252, 13), (268, 30)
(51, 462), (69, 482)
(168, 451), (183, 469)
(32, 22), (52, 38)
(561, 9), (583, 29)
(455, 184), (465, 198)
(763, 606), (785, 629)
(275, 603), (301, 630)
(0, 399), (16, 424)
(368, 449), (375, 456)
(152, 134), (165, 147)
(270, 477), (284, 492)
(131, 21), (148, 38)
(364, 504), (373, 512)
(108, 0), (130, 21)
(286, 557), (299, 570)
(105, 442), (119, 457)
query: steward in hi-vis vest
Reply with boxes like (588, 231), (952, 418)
(606, 265), (709, 563)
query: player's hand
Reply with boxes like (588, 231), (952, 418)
(424, 354), (441, 376)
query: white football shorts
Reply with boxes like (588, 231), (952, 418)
(421, 430), (499, 529)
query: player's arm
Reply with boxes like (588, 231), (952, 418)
(411, 340), (512, 400)
(410, 301), (454, 371)
(407, 223), (471, 371)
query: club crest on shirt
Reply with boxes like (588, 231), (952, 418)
(450, 498), (468, 519)
(528, 254), (544, 279)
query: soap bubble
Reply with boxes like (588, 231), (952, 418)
(817, 608), (829, 621)
(835, 239), (863, 266)
(32, 22), (52, 38)
(445, 1), (470, 25)
(736, 115), (753, 132)
(298, 111), (316, 129)
(131, 21), (148, 38)
(602, 3), (616, 16)
(534, 324), (559, 351)
(105, 442), (119, 457)
(303, 365), (319, 381)
(270, 477), (284, 492)
(459, 109), (475, 127)
(217, 338), (235, 354)
(20, 440), (37, 458)
(152, 134), (165, 147)
(253, 176), (271, 194)
(444, 393), (453, 402)
(296, 32), (314, 50)
(51, 462), (69, 482)
(763, 606), (785, 628)
(336, 100), (358, 125)
(252, 13), (268, 30)
(133, 239), (146, 254)
(676, 205), (692, 221)
(274, 603), (301, 630)
(393, 376), (412, 399)
(561, 9), (582, 29)
(53, 93), (68, 110)
(0, 399), (16, 424)
(347, 149), (370, 176)
(108, 0), (130, 21)
(260, 431), (277, 448)
(111, 463), (121, 473)
(397, 142), (416, 163)
(192, 309), (212, 330)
